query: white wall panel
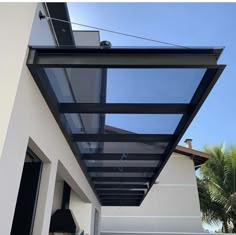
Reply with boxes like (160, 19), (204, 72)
(0, 3), (101, 235)
(101, 155), (203, 233)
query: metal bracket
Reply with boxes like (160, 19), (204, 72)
(39, 10), (46, 20)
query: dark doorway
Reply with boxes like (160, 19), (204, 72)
(11, 149), (42, 235)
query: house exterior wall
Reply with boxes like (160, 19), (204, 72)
(0, 3), (101, 235)
(70, 190), (95, 234)
(0, 4), (213, 235)
(0, 3), (37, 160)
(101, 153), (203, 234)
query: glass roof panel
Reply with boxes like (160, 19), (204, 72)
(63, 113), (182, 134)
(106, 68), (206, 103)
(105, 114), (182, 134)
(46, 68), (103, 103)
(45, 67), (206, 104)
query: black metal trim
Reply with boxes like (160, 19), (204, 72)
(29, 46), (223, 56)
(91, 177), (152, 183)
(72, 134), (173, 142)
(102, 201), (140, 206)
(101, 199), (141, 202)
(95, 184), (148, 189)
(45, 3), (75, 46)
(27, 47), (222, 68)
(88, 167), (156, 173)
(59, 103), (189, 114)
(82, 153), (163, 161)
(99, 195), (143, 199)
(97, 190), (145, 195)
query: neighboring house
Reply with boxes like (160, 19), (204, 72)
(0, 2), (225, 235)
(101, 127), (210, 234)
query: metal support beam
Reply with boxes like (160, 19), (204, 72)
(59, 103), (189, 114)
(99, 195), (143, 200)
(27, 47), (221, 68)
(97, 190), (145, 195)
(88, 167), (156, 173)
(95, 184), (148, 189)
(101, 199), (141, 203)
(102, 202), (140, 206)
(72, 134), (173, 142)
(82, 153), (163, 160)
(91, 177), (152, 182)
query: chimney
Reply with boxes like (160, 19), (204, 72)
(185, 139), (192, 149)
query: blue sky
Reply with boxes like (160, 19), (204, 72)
(67, 3), (236, 151)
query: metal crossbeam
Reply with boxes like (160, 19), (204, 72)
(102, 201), (140, 206)
(72, 134), (173, 142)
(99, 195), (143, 200)
(97, 190), (145, 195)
(27, 47), (221, 68)
(101, 199), (141, 203)
(95, 184), (148, 189)
(59, 103), (189, 114)
(101, 199), (140, 202)
(88, 167), (156, 173)
(82, 153), (163, 160)
(91, 177), (152, 182)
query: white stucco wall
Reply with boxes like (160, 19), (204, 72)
(0, 3), (37, 160)
(51, 175), (64, 215)
(70, 190), (94, 234)
(0, 3), (101, 235)
(29, 3), (56, 46)
(101, 153), (203, 234)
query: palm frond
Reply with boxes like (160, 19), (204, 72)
(197, 145), (236, 232)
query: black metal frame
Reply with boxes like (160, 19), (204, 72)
(95, 184), (148, 189)
(81, 153), (163, 160)
(91, 177), (152, 183)
(26, 46), (225, 206)
(45, 3), (75, 46)
(59, 103), (189, 114)
(72, 134), (173, 142)
(87, 167), (156, 173)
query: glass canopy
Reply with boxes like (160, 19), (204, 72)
(27, 47), (225, 206)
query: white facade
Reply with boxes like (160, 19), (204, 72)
(101, 153), (203, 235)
(0, 3), (101, 235)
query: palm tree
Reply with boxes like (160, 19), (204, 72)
(197, 145), (236, 233)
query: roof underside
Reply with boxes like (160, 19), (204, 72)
(27, 46), (225, 206)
